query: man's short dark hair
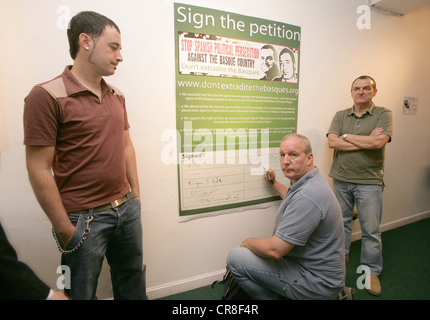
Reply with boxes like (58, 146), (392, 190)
(67, 11), (120, 59)
(351, 75), (377, 90)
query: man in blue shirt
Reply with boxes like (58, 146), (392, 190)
(227, 134), (349, 299)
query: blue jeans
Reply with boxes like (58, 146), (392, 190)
(227, 247), (342, 300)
(56, 198), (147, 300)
(333, 179), (384, 275)
(226, 247), (289, 300)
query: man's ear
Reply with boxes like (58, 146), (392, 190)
(78, 33), (92, 51)
(307, 152), (314, 166)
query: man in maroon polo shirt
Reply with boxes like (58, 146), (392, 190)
(23, 11), (146, 300)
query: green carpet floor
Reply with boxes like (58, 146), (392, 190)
(160, 218), (430, 300)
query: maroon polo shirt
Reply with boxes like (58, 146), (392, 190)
(23, 66), (130, 212)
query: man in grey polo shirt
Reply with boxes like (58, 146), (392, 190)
(227, 134), (347, 300)
(327, 75), (393, 296)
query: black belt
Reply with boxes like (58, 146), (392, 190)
(93, 190), (137, 212)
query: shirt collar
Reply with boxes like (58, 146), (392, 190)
(61, 65), (115, 96)
(347, 103), (375, 117)
(288, 167), (319, 193)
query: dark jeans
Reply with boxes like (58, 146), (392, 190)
(57, 198), (147, 300)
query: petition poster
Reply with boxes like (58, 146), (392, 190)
(174, 3), (301, 219)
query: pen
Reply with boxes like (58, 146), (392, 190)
(264, 167), (274, 184)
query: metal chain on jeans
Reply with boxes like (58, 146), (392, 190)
(52, 215), (94, 255)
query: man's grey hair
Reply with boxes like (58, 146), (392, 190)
(282, 133), (312, 155)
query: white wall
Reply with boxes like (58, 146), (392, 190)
(1, 0), (429, 299)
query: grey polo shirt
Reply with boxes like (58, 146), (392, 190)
(274, 168), (345, 299)
(327, 104), (393, 185)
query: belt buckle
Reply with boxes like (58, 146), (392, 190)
(111, 198), (122, 208)
(110, 191), (135, 209)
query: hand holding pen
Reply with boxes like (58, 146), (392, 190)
(263, 167), (275, 184)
